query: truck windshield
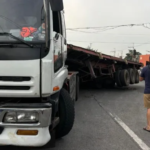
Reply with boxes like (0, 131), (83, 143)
(0, 0), (46, 42)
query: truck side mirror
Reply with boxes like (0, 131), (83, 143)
(50, 0), (64, 11)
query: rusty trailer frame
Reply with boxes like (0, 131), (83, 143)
(66, 44), (142, 83)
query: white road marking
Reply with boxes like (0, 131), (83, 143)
(109, 113), (150, 150)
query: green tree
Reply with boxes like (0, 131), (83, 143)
(124, 49), (142, 62)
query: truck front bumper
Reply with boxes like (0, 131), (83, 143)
(0, 103), (52, 147)
(0, 127), (50, 146)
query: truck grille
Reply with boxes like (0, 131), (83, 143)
(0, 76), (32, 91)
(0, 76), (31, 82)
(0, 86), (30, 90)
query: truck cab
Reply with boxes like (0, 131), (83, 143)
(0, 0), (76, 147)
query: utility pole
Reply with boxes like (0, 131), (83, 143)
(128, 43), (134, 50)
(120, 50), (123, 58)
(119, 50), (123, 58)
(110, 49), (116, 56)
(110, 51), (116, 56)
(117, 50), (123, 58)
(87, 43), (92, 50)
(90, 43), (92, 49)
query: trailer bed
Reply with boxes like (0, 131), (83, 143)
(67, 44), (141, 66)
(66, 44), (142, 86)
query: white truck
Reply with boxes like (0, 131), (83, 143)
(0, 0), (142, 148)
(0, 0), (78, 147)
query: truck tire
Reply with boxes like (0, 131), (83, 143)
(134, 69), (139, 83)
(120, 69), (130, 86)
(56, 88), (75, 138)
(76, 75), (79, 101)
(115, 70), (123, 87)
(128, 68), (135, 84)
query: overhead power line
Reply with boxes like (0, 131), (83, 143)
(114, 41), (150, 52)
(68, 40), (150, 45)
(67, 23), (144, 30)
(66, 23), (150, 33)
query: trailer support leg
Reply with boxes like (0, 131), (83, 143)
(86, 60), (96, 78)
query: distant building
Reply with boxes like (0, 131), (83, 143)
(139, 54), (150, 66)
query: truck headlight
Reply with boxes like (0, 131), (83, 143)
(17, 112), (39, 123)
(4, 112), (17, 123)
(4, 112), (39, 123)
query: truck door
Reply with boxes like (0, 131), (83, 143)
(60, 11), (67, 63)
(52, 11), (64, 73)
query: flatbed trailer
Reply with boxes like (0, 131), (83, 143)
(67, 44), (142, 89)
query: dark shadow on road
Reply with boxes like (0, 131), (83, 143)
(80, 81), (144, 93)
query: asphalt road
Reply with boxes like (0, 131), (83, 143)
(2, 82), (149, 150)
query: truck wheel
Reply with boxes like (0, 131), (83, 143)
(120, 69), (130, 86)
(76, 75), (79, 101)
(128, 68), (135, 84)
(56, 88), (75, 138)
(115, 70), (123, 87)
(134, 69), (139, 83)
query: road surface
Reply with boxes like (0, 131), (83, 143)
(2, 82), (149, 150)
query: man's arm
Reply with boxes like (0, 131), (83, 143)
(140, 68), (145, 81)
(140, 76), (144, 81)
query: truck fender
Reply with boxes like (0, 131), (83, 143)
(63, 78), (69, 92)
(49, 91), (60, 118)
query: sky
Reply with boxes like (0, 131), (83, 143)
(63, 0), (150, 57)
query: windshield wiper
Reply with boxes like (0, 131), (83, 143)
(0, 32), (33, 48)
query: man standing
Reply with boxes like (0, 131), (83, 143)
(140, 64), (150, 132)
